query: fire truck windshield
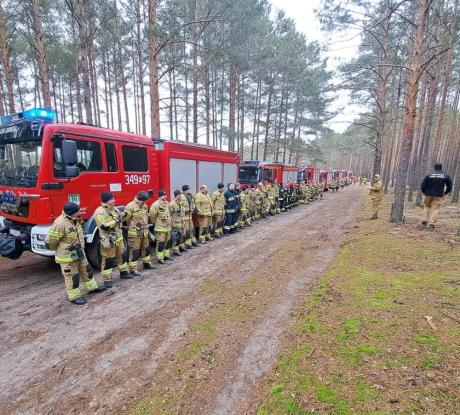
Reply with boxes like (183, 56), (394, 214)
(239, 167), (260, 183)
(0, 141), (42, 187)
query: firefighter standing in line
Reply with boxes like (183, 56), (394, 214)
(124, 191), (154, 276)
(234, 182), (242, 229)
(279, 183), (286, 212)
(170, 190), (186, 255)
(179, 185), (198, 248)
(239, 187), (251, 227)
(369, 174), (383, 219)
(223, 183), (238, 234)
(248, 185), (258, 221)
(421, 163), (453, 228)
(149, 189), (173, 263)
(211, 183), (226, 237)
(46, 202), (105, 304)
(195, 185), (213, 243)
(95, 192), (132, 287)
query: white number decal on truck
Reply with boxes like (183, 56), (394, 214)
(125, 174), (150, 185)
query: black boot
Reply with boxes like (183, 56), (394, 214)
(120, 270), (134, 279)
(71, 297), (87, 305)
(104, 280), (113, 289)
(131, 271), (142, 277)
(143, 263), (156, 270)
(89, 286), (106, 294)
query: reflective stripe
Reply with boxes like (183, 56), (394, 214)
(67, 287), (82, 300)
(101, 268), (113, 275)
(55, 256), (74, 263)
(226, 209), (235, 213)
(128, 230), (139, 237)
(115, 236), (124, 243)
(155, 227), (171, 233)
(84, 278), (98, 291)
(142, 255), (151, 262)
(118, 262), (128, 271)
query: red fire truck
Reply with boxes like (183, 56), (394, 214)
(238, 161), (301, 189)
(297, 166), (320, 184)
(0, 108), (239, 266)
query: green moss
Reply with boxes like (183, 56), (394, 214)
(315, 383), (338, 403)
(337, 318), (360, 343)
(355, 380), (378, 402)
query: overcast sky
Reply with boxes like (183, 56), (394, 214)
(270, 0), (366, 133)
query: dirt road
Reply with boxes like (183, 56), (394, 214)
(0, 186), (365, 415)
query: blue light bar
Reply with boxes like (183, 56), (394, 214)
(0, 107), (56, 125)
(23, 108), (56, 123)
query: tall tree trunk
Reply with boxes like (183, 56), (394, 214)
(408, 75), (428, 201)
(415, 73), (439, 206)
(31, 0), (51, 107)
(75, 0), (93, 124)
(205, 64), (211, 146)
(390, 0), (430, 223)
(251, 77), (260, 160)
(192, 0), (198, 143)
(228, 64), (238, 151)
(263, 72), (274, 160)
(113, 49), (122, 130)
(0, 0), (14, 112)
(148, 0), (160, 138)
(173, 68), (179, 141)
(135, 0), (146, 135)
(239, 75), (245, 158)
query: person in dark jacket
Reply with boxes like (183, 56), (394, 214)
(421, 163), (453, 228)
(223, 183), (238, 235)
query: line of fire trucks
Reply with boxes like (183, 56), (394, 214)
(0, 108), (354, 265)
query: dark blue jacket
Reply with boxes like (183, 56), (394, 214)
(224, 190), (238, 213)
(421, 169), (453, 197)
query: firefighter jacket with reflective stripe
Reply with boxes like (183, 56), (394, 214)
(46, 212), (85, 263)
(125, 199), (149, 238)
(224, 190), (238, 213)
(195, 192), (213, 216)
(149, 199), (172, 232)
(211, 190), (226, 215)
(169, 200), (185, 228)
(178, 193), (195, 221)
(94, 204), (124, 245)
(240, 191), (249, 212)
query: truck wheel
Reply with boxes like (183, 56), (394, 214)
(86, 233), (102, 270)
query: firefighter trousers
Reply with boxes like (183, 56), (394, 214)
(198, 215), (212, 242)
(155, 230), (171, 261)
(59, 256), (99, 300)
(100, 242), (128, 282)
(213, 214), (224, 236)
(183, 218), (196, 247)
(127, 236), (151, 272)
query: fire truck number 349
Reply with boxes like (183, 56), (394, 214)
(125, 174), (151, 185)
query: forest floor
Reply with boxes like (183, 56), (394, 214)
(250, 194), (460, 415)
(1, 185), (458, 415)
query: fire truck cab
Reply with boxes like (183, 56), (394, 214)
(238, 161), (283, 188)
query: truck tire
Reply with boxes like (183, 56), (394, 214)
(86, 233), (102, 270)
(86, 232), (129, 271)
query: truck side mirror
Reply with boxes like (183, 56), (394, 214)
(62, 140), (78, 165)
(64, 165), (79, 178)
(61, 140), (79, 178)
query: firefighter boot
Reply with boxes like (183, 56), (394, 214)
(143, 262), (156, 270)
(120, 270), (134, 279)
(71, 297), (87, 305)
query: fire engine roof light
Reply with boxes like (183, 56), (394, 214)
(0, 107), (56, 125)
(23, 108), (56, 123)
